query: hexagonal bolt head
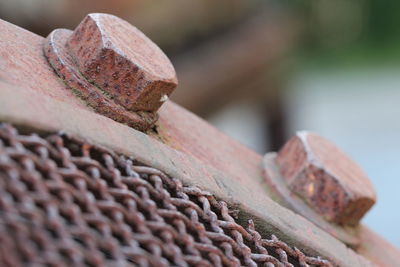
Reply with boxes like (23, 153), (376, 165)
(66, 13), (178, 112)
(276, 132), (376, 226)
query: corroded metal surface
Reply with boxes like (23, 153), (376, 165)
(155, 102), (263, 196)
(0, 82), (376, 267)
(44, 29), (158, 131)
(67, 13), (177, 112)
(0, 19), (84, 108)
(0, 15), (398, 267)
(43, 13), (177, 130)
(0, 123), (332, 266)
(357, 225), (400, 267)
(262, 153), (360, 247)
(276, 132), (376, 226)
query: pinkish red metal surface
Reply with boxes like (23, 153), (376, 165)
(262, 153), (361, 247)
(276, 132), (376, 226)
(0, 123), (334, 266)
(43, 13), (177, 131)
(0, 15), (399, 266)
(44, 28), (158, 131)
(155, 102), (263, 195)
(67, 13), (177, 112)
(0, 19), (85, 108)
(357, 225), (400, 267)
(0, 80), (374, 267)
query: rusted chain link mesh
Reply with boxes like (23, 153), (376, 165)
(0, 123), (333, 267)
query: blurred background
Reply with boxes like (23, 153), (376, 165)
(1, 0), (399, 247)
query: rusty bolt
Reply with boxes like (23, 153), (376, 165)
(276, 132), (376, 226)
(44, 13), (177, 130)
(66, 13), (177, 112)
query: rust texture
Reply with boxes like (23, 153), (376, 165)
(67, 13), (177, 112)
(262, 153), (360, 247)
(0, 82), (381, 266)
(44, 29), (158, 131)
(0, 123), (332, 266)
(0, 19), (85, 108)
(276, 132), (376, 226)
(357, 225), (400, 267)
(43, 13), (177, 130)
(0, 17), (398, 266)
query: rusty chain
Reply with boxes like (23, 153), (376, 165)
(0, 123), (333, 266)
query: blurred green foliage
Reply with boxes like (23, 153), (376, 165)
(293, 0), (400, 66)
(368, 0), (400, 44)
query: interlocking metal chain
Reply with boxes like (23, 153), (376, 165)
(0, 123), (333, 266)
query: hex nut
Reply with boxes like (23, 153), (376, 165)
(67, 13), (178, 112)
(276, 132), (376, 225)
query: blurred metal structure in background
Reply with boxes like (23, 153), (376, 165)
(0, 7), (399, 266)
